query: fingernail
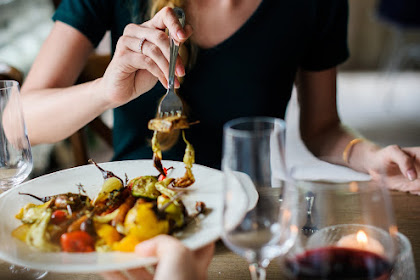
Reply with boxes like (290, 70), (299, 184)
(177, 30), (186, 40)
(176, 65), (185, 77)
(175, 78), (180, 88)
(407, 169), (416, 181)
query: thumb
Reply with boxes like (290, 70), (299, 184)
(135, 235), (197, 280)
(135, 235), (186, 257)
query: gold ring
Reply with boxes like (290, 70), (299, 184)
(139, 38), (146, 54)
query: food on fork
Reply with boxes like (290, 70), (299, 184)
(151, 128), (195, 189)
(148, 114), (190, 133)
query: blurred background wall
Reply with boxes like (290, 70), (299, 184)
(1, 0), (416, 74)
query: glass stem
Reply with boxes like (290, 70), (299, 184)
(249, 263), (266, 280)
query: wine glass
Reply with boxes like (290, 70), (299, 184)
(391, 232), (416, 280)
(282, 180), (398, 280)
(0, 80), (47, 279)
(0, 80), (32, 191)
(221, 117), (298, 280)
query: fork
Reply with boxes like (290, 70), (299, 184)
(301, 191), (318, 236)
(157, 7), (186, 117)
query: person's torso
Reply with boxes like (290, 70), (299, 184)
(112, 0), (319, 168)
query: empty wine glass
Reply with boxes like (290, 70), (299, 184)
(282, 180), (398, 280)
(0, 80), (32, 191)
(0, 80), (47, 279)
(221, 117), (298, 280)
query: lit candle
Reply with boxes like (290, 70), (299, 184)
(337, 230), (385, 256)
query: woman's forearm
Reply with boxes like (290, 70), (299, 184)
(21, 78), (110, 145)
(304, 123), (380, 174)
(296, 67), (381, 175)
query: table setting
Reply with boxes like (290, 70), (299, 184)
(0, 79), (417, 280)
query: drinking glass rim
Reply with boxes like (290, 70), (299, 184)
(0, 80), (20, 91)
(396, 231), (412, 251)
(223, 116), (286, 137)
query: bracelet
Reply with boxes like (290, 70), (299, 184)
(342, 138), (364, 164)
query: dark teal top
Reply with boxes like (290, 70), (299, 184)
(53, 0), (349, 169)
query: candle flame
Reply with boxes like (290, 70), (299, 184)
(356, 230), (368, 245)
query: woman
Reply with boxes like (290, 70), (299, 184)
(21, 0), (420, 194)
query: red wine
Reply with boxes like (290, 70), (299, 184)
(285, 246), (392, 279)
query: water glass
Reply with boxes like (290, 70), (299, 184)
(221, 117), (297, 280)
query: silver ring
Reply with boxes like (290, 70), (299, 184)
(138, 38), (146, 54)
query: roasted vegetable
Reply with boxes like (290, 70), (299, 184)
(26, 209), (60, 252)
(122, 202), (169, 242)
(15, 201), (52, 224)
(151, 130), (165, 176)
(112, 201), (170, 252)
(53, 193), (91, 211)
(11, 224), (31, 242)
(89, 159), (124, 183)
(111, 195), (136, 234)
(155, 178), (178, 200)
(95, 224), (121, 248)
(93, 177), (124, 205)
(148, 115), (190, 133)
(157, 195), (184, 228)
(174, 131), (195, 188)
(128, 176), (160, 199)
(50, 210), (68, 225)
(60, 231), (95, 252)
(93, 209), (120, 224)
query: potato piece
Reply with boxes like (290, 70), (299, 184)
(12, 224), (31, 242)
(148, 115), (189, 133)
(112, 234), (140, 252)
(113, 202), (169, 252)
(96, 224), (121, 247)
(124, 202), (169, 237)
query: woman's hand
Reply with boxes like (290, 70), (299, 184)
(100, 7), (193, 108)
(366, 145), (420, 195)
(102, 235), (215, 280)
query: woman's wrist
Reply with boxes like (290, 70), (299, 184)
(345, 138), (381, 173)
(342, 138), (365, 164)
(90, 77), (116, 111)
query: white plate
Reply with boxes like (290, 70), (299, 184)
(0, 160), (224, 273)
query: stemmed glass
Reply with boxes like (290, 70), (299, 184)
(0, 80), (47, 279)
(0, 80), (32, 190)
(282, 180), (398, 280)
(221, 117), (298, 280)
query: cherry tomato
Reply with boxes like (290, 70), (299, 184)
(60, 231), (95, 252)
(51, 210), (67, 224)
